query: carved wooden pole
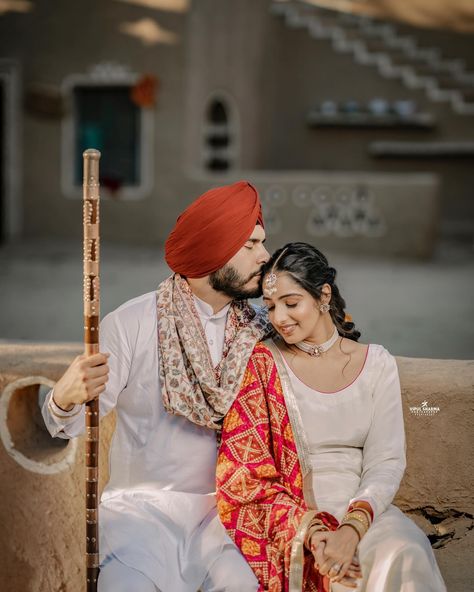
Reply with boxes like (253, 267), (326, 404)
(83, 149), (101, 592)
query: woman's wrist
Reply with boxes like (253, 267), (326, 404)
(338, 522), (363, 542)
(337, 505), (372, 542)
(305, 518), (329, 549)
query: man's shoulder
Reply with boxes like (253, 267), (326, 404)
(102, 291), (157, 328)
(113, 291), (157, 314)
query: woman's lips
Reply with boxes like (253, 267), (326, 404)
(279, 325), (296, 336)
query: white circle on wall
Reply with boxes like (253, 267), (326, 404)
(264, 185), (287, 207)
(311, 185), (332, 205)
(292, 185), (312, 208)
(0, 376), (78, 474)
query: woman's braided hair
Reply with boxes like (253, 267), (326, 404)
(261, 242), (361, 342)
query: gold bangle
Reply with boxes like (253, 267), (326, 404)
(344, 510), (371, 528)
(345, 510), (370, 529)
(304, 519), (328, 549)
(305, 524), (327, 548)
(350, 500), (374, 518)
(342, 514), (369, 530)
(341, 515), (368, 538)
(350, 507), (372, 526)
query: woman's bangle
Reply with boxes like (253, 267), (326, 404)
(348, 507), (372, 527)
(340, 510), (369, 538)
(304, 519), (328, 549)
(348, 500), (374, 522)
(346, 510), (370, 529)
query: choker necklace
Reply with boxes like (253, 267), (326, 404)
(293, 327), (339, 357)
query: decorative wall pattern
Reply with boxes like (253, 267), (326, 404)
(262, 183), (386, 238)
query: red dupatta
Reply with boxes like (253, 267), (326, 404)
(216, 342), (339, 592)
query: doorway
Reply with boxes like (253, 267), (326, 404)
(0, 60), (21, 243)
(0, 80), (4, 243)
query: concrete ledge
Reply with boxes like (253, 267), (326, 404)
(0, 343), (472, 591)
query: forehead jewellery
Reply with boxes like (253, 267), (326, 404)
(263, 248), (288, 297)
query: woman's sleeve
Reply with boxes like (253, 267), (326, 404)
(350, 347), (406, 518)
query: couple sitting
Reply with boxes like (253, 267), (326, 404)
(43, 181), (446, 591)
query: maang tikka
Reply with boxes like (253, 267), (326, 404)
(264, 272), (278, 297)
(263, 248), (288, 298)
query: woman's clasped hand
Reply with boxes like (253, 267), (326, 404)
(311, 526), (362, 588)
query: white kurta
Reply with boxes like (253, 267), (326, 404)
(42, 291), (257, 592)
(282, 344), (446, 592)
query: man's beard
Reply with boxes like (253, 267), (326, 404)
(209, 264), (262, 300)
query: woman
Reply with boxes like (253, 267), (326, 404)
(216, 243), (446, 592)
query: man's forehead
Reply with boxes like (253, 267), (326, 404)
(248, 224), (266, 241)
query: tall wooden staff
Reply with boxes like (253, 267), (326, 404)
(83, 149), (101, 592)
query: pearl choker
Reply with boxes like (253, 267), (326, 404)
(293, 327), (339, 357)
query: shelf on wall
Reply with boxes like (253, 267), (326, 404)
(369, 141), (474, 158)
(307, 112), (436, 129)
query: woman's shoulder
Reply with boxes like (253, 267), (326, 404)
(367, 343), (395, 361)
(366, 344), (399, 386)
(341, 341), (397, 379)
(341, 338), (369, 353)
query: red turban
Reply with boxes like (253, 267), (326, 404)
(165, 181), (264, 278)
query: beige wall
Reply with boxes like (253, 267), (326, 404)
(0, 0), (472, 245)
(0, 0), (194, 244)
(257, 12), (474, 228)
(184, 0), (273, 170)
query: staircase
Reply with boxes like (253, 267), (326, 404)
(271, 0), (474, 115)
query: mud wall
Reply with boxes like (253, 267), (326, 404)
(0, 344), (472, 591)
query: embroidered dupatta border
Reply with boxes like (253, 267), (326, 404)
(265, 340), (317, 509)
(266, 340), (322, 591)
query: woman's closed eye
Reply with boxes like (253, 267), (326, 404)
(266, 302), (297, 312)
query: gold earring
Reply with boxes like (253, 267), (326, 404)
(319, 303), (330, 313)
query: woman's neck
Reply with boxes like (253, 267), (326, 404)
(303, 315), (337, 345)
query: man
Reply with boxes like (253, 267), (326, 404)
(42, 181), (270, 592)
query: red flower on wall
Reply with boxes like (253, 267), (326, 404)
(131, 75), (159, 108)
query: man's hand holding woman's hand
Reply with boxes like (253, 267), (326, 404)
(52, 353), (110, 411)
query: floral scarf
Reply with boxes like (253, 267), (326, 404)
(156, 274), (272, 430)
(216, 342), (339, 591)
